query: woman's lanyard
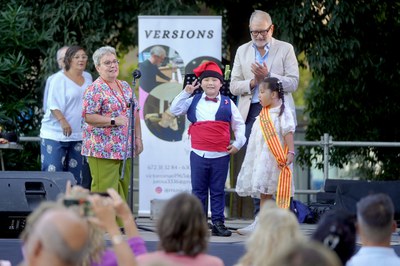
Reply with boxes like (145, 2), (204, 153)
(102, 79), (128, 112)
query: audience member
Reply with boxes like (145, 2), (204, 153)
(230, 9), (299, 224)
(20, 183), (145, 266)
(267, 240), (342, 266)
(82, 46), (143, 201)
(346, 193), (400, 266)
(20, 207), (90, 266)
(235, 200), (304, 266)
(89, 187), (146, 266)
(139, 46), (171, 93)
(169, 61), (246, 237)
(40, 45), (93, 184)
(235, 77), (295, 235)
(311, 209), (356, 265)
(136, 192), (224, 266)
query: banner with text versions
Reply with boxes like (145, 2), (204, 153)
(137, 15), (222, 216)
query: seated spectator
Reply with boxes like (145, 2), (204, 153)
(311, 209), (356, 265)
(136, 192), (224, 266)
(20, 183), (145, 266)
(20, 207), (90, 266)
(234, 200), (304, 266)
(267, 240), (342, 266)
(65, 184), (146, 265)
(346, 193), (400, 266)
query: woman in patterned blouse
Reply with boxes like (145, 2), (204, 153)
(82, 46), (143, 202)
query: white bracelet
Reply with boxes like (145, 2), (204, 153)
(288, 151), (295, 156)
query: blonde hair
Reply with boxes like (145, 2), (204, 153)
(237, 201), (304, 266)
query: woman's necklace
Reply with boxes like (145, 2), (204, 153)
(102, 78), (128, 111)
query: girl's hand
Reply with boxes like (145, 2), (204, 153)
(286, 153), (294, 165)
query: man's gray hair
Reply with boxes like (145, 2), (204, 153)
(150, 46), (167, 57)
(93, 46), (117, 66)
(249, 10), (272, 25)
(56, 46), (69, 61)
(40, 221), (89, 265)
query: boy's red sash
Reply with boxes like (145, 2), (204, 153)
(259, 107), (292, 209)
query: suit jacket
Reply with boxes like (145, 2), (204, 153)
(230, 38), (299, 125)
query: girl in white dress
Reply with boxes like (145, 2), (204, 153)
(235, 77), (296, 234)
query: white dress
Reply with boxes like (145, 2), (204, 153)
(235, 105), (296, 198)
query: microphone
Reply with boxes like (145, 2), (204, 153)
(132, 69), (141, 79)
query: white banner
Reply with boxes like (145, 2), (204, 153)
(138, 16), (222, 216)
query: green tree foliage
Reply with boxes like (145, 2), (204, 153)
(202, 1), (399, 180)
(0, 0), (199, 170)
(0, 4), (53, 169)
(1, 0), (399, 179)
(284, 1), (400, 180)
(0, 0), (143, 170)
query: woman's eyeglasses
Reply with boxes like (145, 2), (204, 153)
(101, 60), (120, 67)
(73, 55), (88, 60)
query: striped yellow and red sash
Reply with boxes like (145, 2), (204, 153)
(259, 107), (292, 209)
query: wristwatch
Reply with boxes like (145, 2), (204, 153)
(110, 117), (115, 126)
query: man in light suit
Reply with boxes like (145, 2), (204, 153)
(230, 10), (299, 235)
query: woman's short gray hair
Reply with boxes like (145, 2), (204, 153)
(92, 46), (116, 66)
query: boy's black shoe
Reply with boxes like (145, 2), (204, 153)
(212, 221), (232, 237)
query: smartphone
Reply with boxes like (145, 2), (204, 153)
(90, 192), (110, 197)
(63, 198), (92, 216)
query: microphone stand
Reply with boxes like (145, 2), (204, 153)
(121, 78), (137, 213)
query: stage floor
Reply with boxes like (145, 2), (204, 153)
(1, 217), (399, 266)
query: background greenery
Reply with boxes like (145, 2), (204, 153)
(0, 0), (399, 180)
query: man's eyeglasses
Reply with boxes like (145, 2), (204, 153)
(73, 55), (88, 60)
(102, 60), (120, 67)
(250, 25), (273, 37)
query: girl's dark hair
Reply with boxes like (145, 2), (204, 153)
(262, 77), (285, 116)
(156, 192), (209, 256)
(64, 45), (85, 71)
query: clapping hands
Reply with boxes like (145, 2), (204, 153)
(251, 62), (269, 84)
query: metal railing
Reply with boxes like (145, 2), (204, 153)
(18, 133), (400, 195)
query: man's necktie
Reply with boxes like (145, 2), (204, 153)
(205, 96), (218, 103)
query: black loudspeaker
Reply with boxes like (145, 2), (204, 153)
(0, 171), (76, 238)
(334, 180), (400, 221)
